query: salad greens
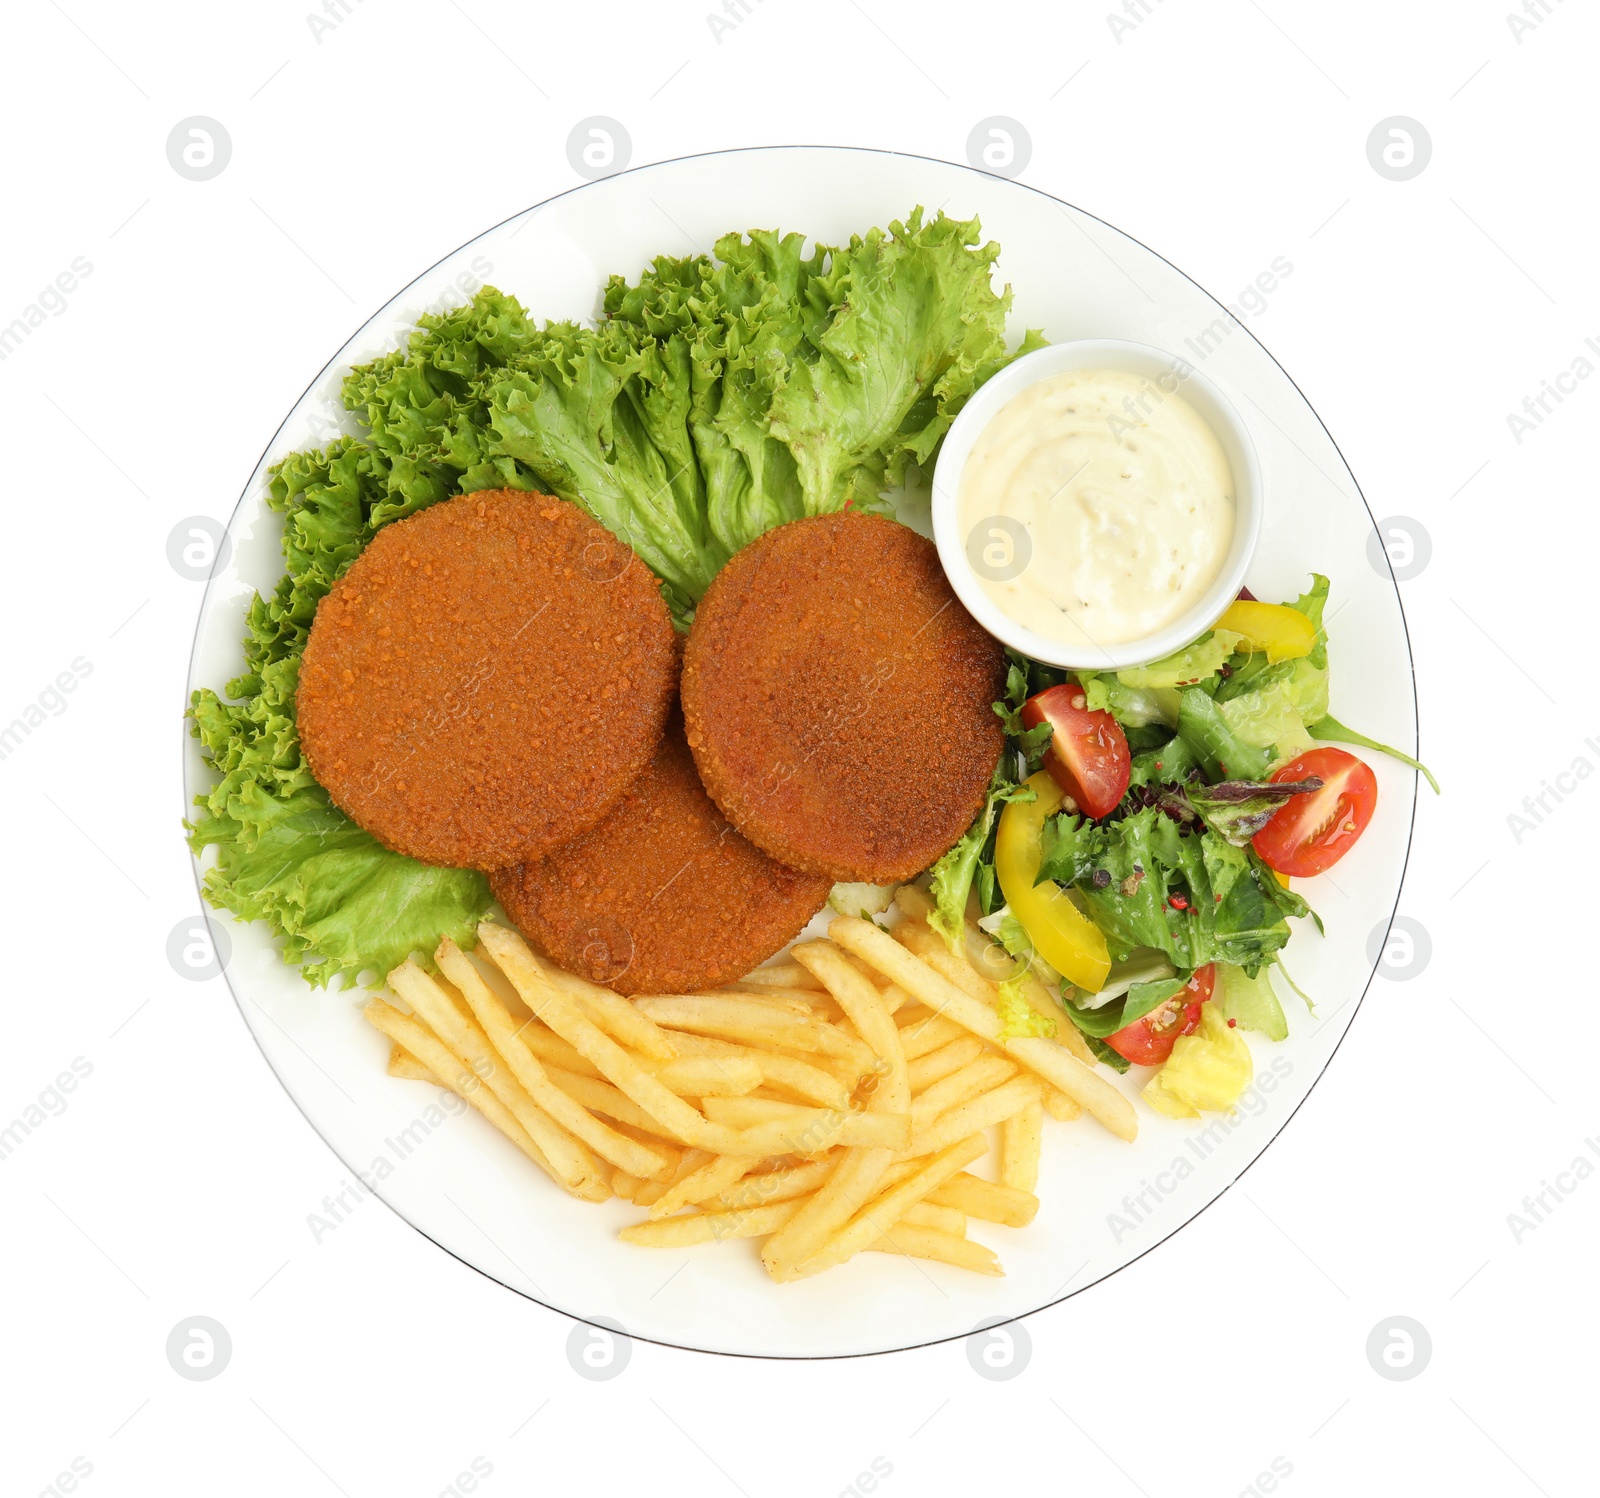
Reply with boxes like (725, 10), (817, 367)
(995, 975), (1057, 1040)
(189, 210), (1038, 987)
(927, 651), (1045, 946)
(345, 209), (1034, 619)
(1215, 962), (1289, 1042)
(1176, 775), (1328, 846)
(187, 448), (490, 987)
(1063, 975), (1190, 1039)
(1036, 805), (1310, 971)
(944, 571), (1431, 1080)
(926, 766), (1032, 950)
(1308, 713), (1440, 794)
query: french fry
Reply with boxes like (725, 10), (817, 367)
(831, 918), (1137, 1143)
(910, 1054), (1019, 1134)
(388, 960), (606, 1198)
(1001, 1097), (1043, 1193)
(620, 1198), (803, 1246)
(886, 882), (938, 928)
(648, 1152), (762, 1220)
(928, 1172), (1039, 1228)
(896, 924), (1019, 1018)
(435, 939), (676, 1181)
(669, 1034), (851, 1111)
(634, 1148), (711, 1207)
(1006, 1035), (1135, 1141)
(731, 962), (824, 992)
(478, 924), (745, 1153)
(907, 1036), (986, 1094)
(878, 983), (915, 1016)
(792, 941), (908, 1113)
(901, 1074), (1042, 1160)
(634, 995), (876, 1072)
(651, 1055), (763, 1097)
(896, 885), (1097, 1066)
(762, 1147), (893, 1279)
(903, 1201), (966, 1236)
(630, 992), (832, 1056)
(902, 929), (1092, 1074)
(544, 1067), (682, 1141)
(793, 1134), (989, 1279)
(558, 979), (679, 1061)
(387, 1043), (435, 1082)
(771, 991), (849, 1025)
(868, 1224), (1002, 1275)
(515, 1023), (602, 1079)
(363, 999), (591, 1196)
(710, 1157), (838, 1211)
(702, 1096), (911, 1152)
(514, 950), (682, 1056)
(836, 946), (893, 990)
(1043, 1087), (1082, 1122)
(700, 1096), (817, 1125)
(1023, 972), (1095, 1064)
(896, 1011), (969, 1060)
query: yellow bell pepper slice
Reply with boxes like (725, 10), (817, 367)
(995, 772), (1111, 993)
(1213, 600), (1315, 663)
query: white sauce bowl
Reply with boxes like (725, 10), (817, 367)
(931, 339), (1262, 671)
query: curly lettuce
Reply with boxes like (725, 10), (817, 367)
(189, 208), (1036, 988)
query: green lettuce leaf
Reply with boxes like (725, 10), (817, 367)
(1079, 671), (1180, 729)
(486, 322), (722, 612)
(928, 767), (1030, 948)
(1125, 733), (1203, 793)
(1177, 687), (1273, 781)
(1289, 573), (1330, 669)
(190, 208), (1041, 989)
(1217, 678), (1316, 757)
(1063, 974), (1188, 1038)
(1117, 630), (1244, 690)
(1309, 712), (1440, 793)
(1036, 807), (1304, 970)
(1216, 962), (1288, 1041)
(993, 651), (1052, 772)
(766, 209), (1020, 509)
(187, 657), (489, 988)
(997, 975), (1057, 1039)
(1081, 1032), (1132, 1073)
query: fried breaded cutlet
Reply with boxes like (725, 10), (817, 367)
(681, 511), (1005, 883)
(297, 489), (676, 871)
(491, 717), (831, 994)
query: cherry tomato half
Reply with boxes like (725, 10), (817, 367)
(1251, 747), (1378, 877)
(1020, 683), (1130, 820)
(1106, 965), (1216, 1066)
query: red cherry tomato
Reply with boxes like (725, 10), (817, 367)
(1105, 965), (1216, 1066)
(1252, 747), (1378, 877)
(1019, 683), (1130, 819)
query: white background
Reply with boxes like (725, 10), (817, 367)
(0, 2), (1588, 1494)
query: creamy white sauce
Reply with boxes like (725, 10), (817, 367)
(957, 367), (1235, 647)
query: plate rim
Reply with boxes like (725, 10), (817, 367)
(181, 141), (1422, 1361)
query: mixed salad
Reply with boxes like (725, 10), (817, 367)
(929, 578), (1435, 1118)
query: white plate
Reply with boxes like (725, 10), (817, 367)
(185, 146), (1417, 1359)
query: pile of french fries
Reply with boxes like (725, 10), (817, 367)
(366, 887), (1137, 1282)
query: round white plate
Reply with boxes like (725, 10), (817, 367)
(185, 146), (1417, 1359)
